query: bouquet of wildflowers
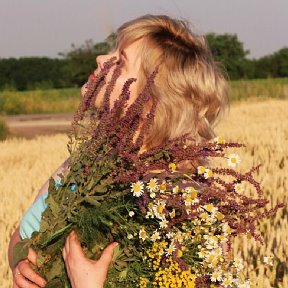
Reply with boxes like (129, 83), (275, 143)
(14, 58), (283, 288)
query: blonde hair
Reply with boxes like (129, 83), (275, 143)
(116, 15), (229, 169)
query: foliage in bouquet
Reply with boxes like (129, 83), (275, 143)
(13, 58), (284, 288)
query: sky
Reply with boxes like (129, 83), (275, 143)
(0, 0), (287, 59)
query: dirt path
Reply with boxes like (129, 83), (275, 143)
(3, 113), (74, 138)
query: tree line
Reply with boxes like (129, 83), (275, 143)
(0, 33), (287, 91)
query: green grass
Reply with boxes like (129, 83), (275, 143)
(230, 77), (288, 101)
(0, 88), (80, 115)
(0, 78), (287, 115)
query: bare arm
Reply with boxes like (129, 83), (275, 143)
(8, 157), (70, 275)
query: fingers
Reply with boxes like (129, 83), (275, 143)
(98, 242), (119, 267)
(27, 248), (37, 265)
(14, 266), (43, 288)
(66, 230), (85, 259)
(17, 260), (46, 287)
(62, 231), (84, 275)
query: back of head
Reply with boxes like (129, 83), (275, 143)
(116, 15), (229, 169)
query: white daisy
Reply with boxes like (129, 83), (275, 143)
(153, 200), (166, 219)
(204, 168), (213, 179)
(131, 181), (144, 197)
(150, 192), (156, 198)
(211, 270), (222, 282)
(168, 162), (177, 173)
(172, 185), (179, 194)
(165, 244), (176, 256)
(222, 274), (234, 287)
(214, 136), (226, 144)
(139, 228), (148, 241)
(166, 231), (174, 239)
(147, 178), (159, 192)
(234, 183), (244, 193)
(151, 231), (161, 242)
(233, 257), (244, 271)
(197, 165), (206, 174)
(263, 256), (273, 266)
(227, 153), (241, 168)
(128, 211), (135, 217)
(159, 219), (168, 229)
(127, 234), (133, 240)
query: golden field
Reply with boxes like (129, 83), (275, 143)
(0, 99), (287, 288)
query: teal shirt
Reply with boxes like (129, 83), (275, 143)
(19, 192), (48, 239)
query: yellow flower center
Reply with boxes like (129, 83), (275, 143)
(133, 183), (141, 192)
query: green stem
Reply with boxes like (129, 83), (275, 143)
(41, 223), (73, 246)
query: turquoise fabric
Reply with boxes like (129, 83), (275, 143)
(19, 192), (48, 239)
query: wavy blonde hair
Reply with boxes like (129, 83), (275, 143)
(116, 15), (229, 169)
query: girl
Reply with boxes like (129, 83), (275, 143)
(9, 14), (229, 288)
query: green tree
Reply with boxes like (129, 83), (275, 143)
(0, 57), (69, 90)
(206, 33), (251, 79)
(60, 34), (116, 87)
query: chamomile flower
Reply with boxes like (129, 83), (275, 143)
(131, 181), (144, 197)
(211, 270), (222, 282)
(151, 231), (161, 242)
(145, 211), (154, 219)
(234, 182), (244, 194)
(169, 209), (176, 218)
(159, 219), (168, 229)
(128, 211), (135, 217)
(165, 243), (176, 256)
(159, 181), (166, 193)
(204, 203), (217, 214)
(197, 165), (206, 174)
(153, 200), (166, 219)
(172, 185), (179, 194)
(139, 228), (148, 241)
(222, 222), (232, 234)
(147, 178), (159, 192)
(215, 211), (225, 221)
(198, 249), (206, 258)
(204, 168), (213, 179)
(127, 234), (133, 240)
(236, 279), (251, 288)
(149, 192), (156, 198)
(227, 153), (241, 168)
(263, 256), (273, 266)
(222, 274), (234, 287)
(214, 136), (226, 144)
(168, 162), (177, 173)
(233, 258), (244, 271)
(166, 231), (174, 239)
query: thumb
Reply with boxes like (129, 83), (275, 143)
(98, 242), (119, 267)
(27, 248), (37, 265)
(67, 231), (85, 259)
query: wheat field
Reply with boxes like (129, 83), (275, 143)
(0, 99), (287, 288)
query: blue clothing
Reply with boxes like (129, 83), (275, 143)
(19, 192), (48, 239)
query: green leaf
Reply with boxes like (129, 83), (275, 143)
(46, 195), (61, 218)
(45, 257), (64, 281)
(112, 245), (122, 262)
(13, 241), (29, 268)
(118, 268), (128, 282)
(84, 196), (101, 207)
(45, 278), (64, 288)
(86, 178), (95, 190)
(94, 185), (108, 193)
(39, 219), (50, 233)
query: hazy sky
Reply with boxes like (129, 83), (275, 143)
(0, 0), (287, 59)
